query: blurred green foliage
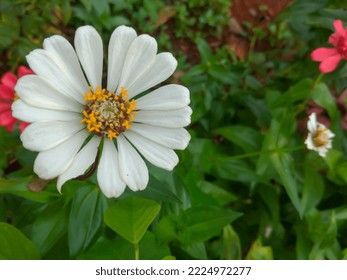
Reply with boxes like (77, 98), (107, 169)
(1, 0), (347, 260)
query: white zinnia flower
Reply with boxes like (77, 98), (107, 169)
(12, 25), (192, 197)
(305, 112), (334, 158)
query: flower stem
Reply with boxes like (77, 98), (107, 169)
(225, 145), (305, 161)
(134, 243), (139, 260)
(295, 73), (325, 117)
(248, 36), (257, 61)
(313, 72), (324, 88)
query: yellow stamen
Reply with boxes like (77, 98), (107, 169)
(80, 85), (137, 140)
(313, 127), (329, 147)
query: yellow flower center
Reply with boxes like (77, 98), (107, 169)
(80, 86), (137, 140)
(313, 127), (329, 147)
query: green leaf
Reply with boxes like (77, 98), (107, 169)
(295, 222), (312, 259)
(271, 152), (303, 217)
(178, 206), (243, 244)
(154, 215), (178, 242)
(61, 0), (72, 24)
(79, 231), (170, 260)
(311, 83), (338, 119)
(188, 138), (218, 173)
(0, 177), (59, 203)
(285, 78), (313, 102)
(336, 162), (347, 183)
(91, 0), (110, 16)
(268, 78), (312, 110)
(214, 157), (260, 183)
(183, 242), (207, 260)
(31, 202), (68, 257)
(125, 175), (181, 204)
(196, 37), (212, 63)
(221, 225), (242, 259)
(301, 158), (325, 215)
(0, 21), (19, 49)
(68, 185), (108, 257)
(198, 180), (237, 206)
(308, 212), (338, 259)
(214, 125), (262, 152)
(104, 197), (160, 244)
(208, 67), (241, 85)
(0, 222), (40, 259)
(246, 239), (273, 260)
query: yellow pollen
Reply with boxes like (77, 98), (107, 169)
(80, 86), (137, 140)
(313, 127), (329, 147)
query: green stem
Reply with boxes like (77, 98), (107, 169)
(295, 73), (325, 117)
(313, 72), (324, 89)
(134, 243), (139, 260)
(225, 145), (305, 161)
(248, 36), (257, 61)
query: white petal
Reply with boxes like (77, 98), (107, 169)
(326, 140), (332, 149)
(74, 26), (103, 89)
(327, 130), (335, 138)
(317, 147), (328, 157)
(135, 84), (190, 110)
(43, 35), (89, 99)
(307, 113), (317, 132)
(33, 130), (89, 179)
(107, 26), (137, 93)
(26, 49), (85, 104)
(117, 134), (148, 191)
(15, 75), (82, 112)
(305, 133), (315, 150)
(21, 121), (85, 152)
(128, 52), (177, 98)
(130, 123), (190, 150)
(12, 100), (81, 123)
(97, 139), (126, 198)
(117, 34), (157, 93)
(57, 136), (101, 192)
(135, 106), (192, 128)
(124, 130), (178, 171)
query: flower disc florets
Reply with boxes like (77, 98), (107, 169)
(81, 86), (136, 140)
(312, 127), (329, 147)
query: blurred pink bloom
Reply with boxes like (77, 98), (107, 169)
(337, 89), (347, 130)
(303, 89), (347, 131)
(311, 19), (347, 73)
(0, 66), (34, 132)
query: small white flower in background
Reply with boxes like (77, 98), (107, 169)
(305, 113), (334, 158)
(12, 25), (192, 198)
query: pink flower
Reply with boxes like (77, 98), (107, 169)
(311, 19), (347, 73)
(0, 66), (34, 132)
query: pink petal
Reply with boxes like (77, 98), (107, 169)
(0, 102), (11, 113)
(311, 48), (338, 62)
(333, 20), (346, 37)
(0, 84), (14, 99)
(5, 121), (17, 132)
(18, 66), (34, 77)
(0, 110), (15, 126)
(19, 122), (29, 132)
(319, 54), (342, 73)
(1, 72), (17, 89)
